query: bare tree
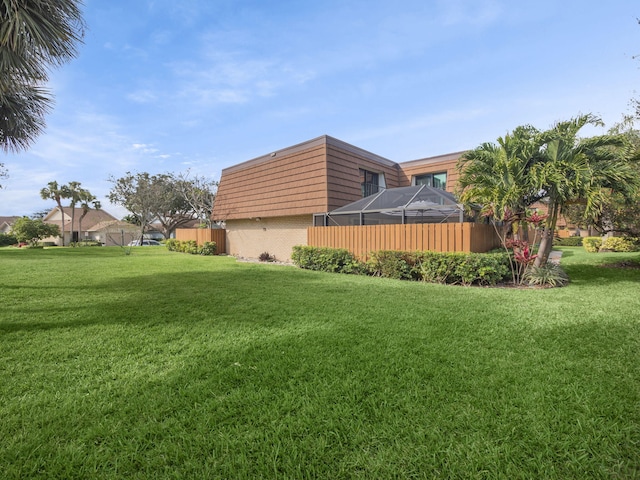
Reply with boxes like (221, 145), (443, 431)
(176, 171), (218, 228)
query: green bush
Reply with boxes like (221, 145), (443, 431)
(0, 233), (17, 246)
(165, 239), (179, 251)
(292, 246), (510, 286)
(367, 250), (416, 280)
(583, 237), (602, 253)
(554, 236), (583, 246)
(600, 236), (639, 253)
(291, 246), (365, 274)
(165, 239), (217, 255)
(179, 240), (198, 254)
(200, 241), (217, 256)
(69, 240), (102, 247)
(414, 251), (509, 286)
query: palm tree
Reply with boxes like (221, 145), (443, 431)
(78, 194), (100, 243)
(532, 114), (640, 266)
(65, 181), (85, 244)
(0, 0), (85, 152)
(40, 181), (70, 246)
(457, 125), (542, 238)
(457, 126), (544, 284)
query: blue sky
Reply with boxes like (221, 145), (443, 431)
(1, 0), (638, 217)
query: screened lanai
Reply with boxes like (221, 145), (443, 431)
(313, 185), (473, 226)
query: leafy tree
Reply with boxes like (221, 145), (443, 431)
(149, 173), (195, 238)
(561, 116), (640, 237)
(532, 114), (639, 266)
(1, 0), (85, 152)
(40, 181), (70, 245)
(108, 172), (201, 240)
(12, 216), (59, 246)
(108, 172), (157, 243)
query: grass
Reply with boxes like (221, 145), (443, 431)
(0, 246), (639, 479)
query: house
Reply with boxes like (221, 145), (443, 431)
(212, 135), (465, 261)
(0, 216), (20, 234)
(43, 207), (139, 246)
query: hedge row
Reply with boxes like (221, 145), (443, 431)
(291, 246), (510, 286)
(165, 239), (217, 255)
(583, 236), (640, 253)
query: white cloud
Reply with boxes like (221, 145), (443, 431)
(127, 90), (158, 104)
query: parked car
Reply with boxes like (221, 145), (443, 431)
(127, 239), (162, 246)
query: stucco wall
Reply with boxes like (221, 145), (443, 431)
(224, 215), (311, 261)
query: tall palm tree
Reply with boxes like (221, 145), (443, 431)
(65, 181), (85, 243)
(40, 181), (70, 245)
(532, 114), (639, 266)
(0, 0), (85, 152)
(78, 193), (100, 243)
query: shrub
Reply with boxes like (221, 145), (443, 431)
(165, 239), (179, 251)
(70, 240), (102, 247)
(554, 236), (583, 247)
(583, 237), (602, 253)
(454, 253), (510, 286)
(0, 233), (17, 246)
(414, 251), (509, 286)
(180, 240), (198, 254)
(165, 239), (215, 255)
(293, 246), (510, 286)
(367, 250), (416, 280)
(258, 251), (275, 262)
(599, 236), (639, 253)
(200, 242), (217, 256)
(291, 246), (365, 274)
(414, 251), (463, 284)
(523, 264), (569, 287)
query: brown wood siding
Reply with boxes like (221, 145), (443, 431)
(326, 145), (400, 211)
(307, 223), (500, 260)
(398, 152), (465, 192)
(175, 228), (227, 253)
(213, 144), (329, 220)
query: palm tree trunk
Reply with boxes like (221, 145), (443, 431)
(535, 202), (560, 267)
(70, 208), (76, 244)
(57, 203), (65, 246)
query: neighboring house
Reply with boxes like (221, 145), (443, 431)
(42, 207), (138, 246)
(212, 135), (465, 261)
(0, 216), (20, 234)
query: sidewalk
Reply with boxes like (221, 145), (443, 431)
(548, 250), (563, 264)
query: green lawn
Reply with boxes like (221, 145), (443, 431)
(1, 246), (639, 479)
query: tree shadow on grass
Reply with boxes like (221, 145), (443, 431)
(0, 267), (349, 334)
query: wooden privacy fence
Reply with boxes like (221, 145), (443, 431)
(307, 223), (501, 260)
(175, 228), (226, 253)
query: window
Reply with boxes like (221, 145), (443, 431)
(413, 172), (447, 190)
(360, 168), (381, 197)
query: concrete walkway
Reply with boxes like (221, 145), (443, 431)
(548, 250), (563, 264)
